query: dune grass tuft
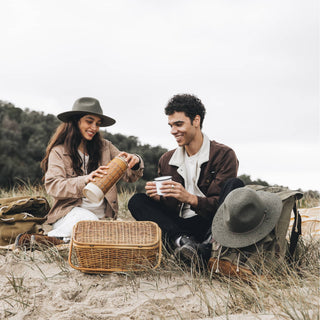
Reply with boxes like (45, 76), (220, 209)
(0, 185), (319, 319)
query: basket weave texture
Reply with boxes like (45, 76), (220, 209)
(68, 220), (162, 273)
(93, 156), (127, 194)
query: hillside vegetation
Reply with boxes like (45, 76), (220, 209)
(1, 100), (319, 203)
(0, 101), (166, 192)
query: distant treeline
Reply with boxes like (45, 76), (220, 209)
(0, 100), (167, 192)
(0, 101), (319, 199)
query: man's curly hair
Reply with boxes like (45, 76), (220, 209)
(164, 94), (206, 129)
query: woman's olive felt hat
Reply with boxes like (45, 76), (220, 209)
(211, 187), (283, 248)
(57, 97), (116, 127)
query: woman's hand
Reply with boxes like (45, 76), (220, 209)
(145, 181), (160, 201)
(85, 166), (108, 184)
(118, 152), (140, 169)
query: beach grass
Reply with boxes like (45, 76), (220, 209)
(0, 185), (319, 319)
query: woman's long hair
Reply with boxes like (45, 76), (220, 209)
(40, 116), (103, 176)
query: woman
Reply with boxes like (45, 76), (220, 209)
(41, 97), (144, 240)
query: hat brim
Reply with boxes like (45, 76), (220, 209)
(211, 189), (283, 248)
(57, 111), (116, 127)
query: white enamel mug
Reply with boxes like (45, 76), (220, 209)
(154, 176), (172, 196)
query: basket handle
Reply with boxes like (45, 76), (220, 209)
(67, 237), (84, 271)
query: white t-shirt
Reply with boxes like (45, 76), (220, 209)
(181, 149), (203, 219)
(78, 150), (106, 219)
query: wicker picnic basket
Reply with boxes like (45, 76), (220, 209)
(68, 220), (162, 273)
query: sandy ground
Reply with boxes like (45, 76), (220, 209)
(0, 249), (303, 320)
(0, 207), (319, 319)
(290, 207), (320, 239)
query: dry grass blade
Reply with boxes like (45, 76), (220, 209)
(0, 186), (319, 319)
(6, 272), (25, 294)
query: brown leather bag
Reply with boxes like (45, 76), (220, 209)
(0, 196), (49, 245)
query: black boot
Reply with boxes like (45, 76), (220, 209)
(175, 235), (212, 264)
(174, 235), (198, 262)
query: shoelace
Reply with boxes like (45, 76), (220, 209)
(214, 247), (241, 274)
(215, 246), (222, 273)
(236, 252), (240, 272)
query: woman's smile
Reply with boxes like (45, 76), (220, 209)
(78, 115), (102, 140)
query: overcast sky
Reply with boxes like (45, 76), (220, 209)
(1, 0), (319, 191)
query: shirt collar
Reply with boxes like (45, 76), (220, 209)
(169, 134), (210, 167)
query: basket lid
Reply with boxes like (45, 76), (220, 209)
(72, 220), (161, 247)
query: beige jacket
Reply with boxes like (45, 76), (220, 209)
(45, 139), (144, 224)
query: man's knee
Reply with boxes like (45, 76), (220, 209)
(219, 178), (245, 206)
(224, 177), (245, 189)
(128, 193), (148, 211)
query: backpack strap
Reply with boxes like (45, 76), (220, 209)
(288, 201), (302, 260)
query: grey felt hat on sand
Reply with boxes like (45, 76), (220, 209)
(211, 187), (283, 248)
(57, 97), (116, 127)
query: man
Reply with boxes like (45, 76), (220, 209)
(129, 94), (242, 261)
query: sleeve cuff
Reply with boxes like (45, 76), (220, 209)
(131, 154), (142, 170)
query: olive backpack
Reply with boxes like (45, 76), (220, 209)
(208, 185), (303, 278)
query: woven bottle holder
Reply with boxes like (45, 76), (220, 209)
(83, 156), (128, 202)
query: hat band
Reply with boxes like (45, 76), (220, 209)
(229, 211), (266, 235)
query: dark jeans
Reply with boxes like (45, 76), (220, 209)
(128, 178), (244, 245)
